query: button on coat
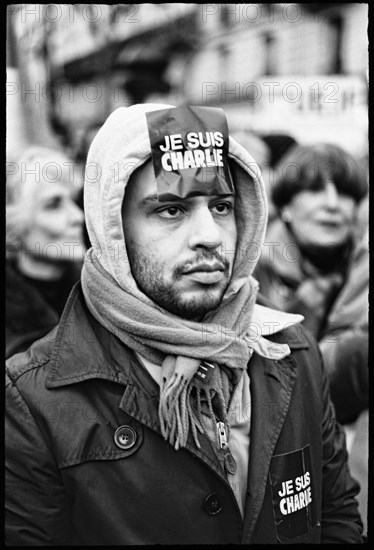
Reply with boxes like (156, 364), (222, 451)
(114, 426), (137, 449)
(204, 493), (223, 515)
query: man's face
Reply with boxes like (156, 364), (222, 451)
(122, 161), (237, 320)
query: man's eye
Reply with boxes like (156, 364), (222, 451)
(157, 205), (184, 219)
(213, 202), (233, 215)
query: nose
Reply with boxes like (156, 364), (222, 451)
(324, 181), (339, 210)
(188, 206), (222, 250)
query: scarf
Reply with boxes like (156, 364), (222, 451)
(80, 103), (294, 451)
(82, 251), (292, 450)
(266, 218), (353, 284)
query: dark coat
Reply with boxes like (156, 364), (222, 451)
(5, 260), (81, 359)
(5, 284), (363, 545)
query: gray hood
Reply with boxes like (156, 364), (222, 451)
(83, 103), (302, 339)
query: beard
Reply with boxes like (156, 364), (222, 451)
(128, 247), (232, 321)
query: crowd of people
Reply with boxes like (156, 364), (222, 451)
(5, 103), (369, 544)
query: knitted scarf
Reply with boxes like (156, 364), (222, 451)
(80, 103), (292, 451)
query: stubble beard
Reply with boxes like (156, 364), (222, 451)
(128, 249), (231, 321)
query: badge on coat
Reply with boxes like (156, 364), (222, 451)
(269, 445), (317, 542)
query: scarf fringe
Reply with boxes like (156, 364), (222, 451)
(159, 369), (229, 451)
(158, 331), (292, 451)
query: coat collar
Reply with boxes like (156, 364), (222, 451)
(46, 283), (136, 388)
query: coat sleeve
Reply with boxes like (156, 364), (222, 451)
(5, 373), (72, 545)
(318, 347), (364, 543)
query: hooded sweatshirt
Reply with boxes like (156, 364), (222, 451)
(80, 103), (303, 516)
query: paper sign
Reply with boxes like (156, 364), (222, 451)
(146, 106), (234, 200)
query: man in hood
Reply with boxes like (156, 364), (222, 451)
(5, 104), (364, 545)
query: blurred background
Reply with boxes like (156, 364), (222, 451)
(6, 2), (369, 538)
(6, 3), (368, 165)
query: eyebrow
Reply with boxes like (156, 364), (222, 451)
(141, 193), (159, 205)
(141, 193), (235, 205)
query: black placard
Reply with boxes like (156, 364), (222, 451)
(269, 445), (317, 542)
(146, 106), (234, 200)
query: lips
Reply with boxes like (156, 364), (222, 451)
(183, 262), (225, 274)
(182, 262), (226, 285)
(317, 219), (343, 228)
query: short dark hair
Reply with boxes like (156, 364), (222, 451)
(271, 143), (368, 209)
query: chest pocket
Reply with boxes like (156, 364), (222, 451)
(268, 445), (318, 542)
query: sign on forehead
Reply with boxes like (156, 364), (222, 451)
(146, 106), (235, 201)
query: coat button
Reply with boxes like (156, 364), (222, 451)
(114, 426), (137, 450)
(203, 493), (223, 515)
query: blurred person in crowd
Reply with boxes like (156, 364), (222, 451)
(6, 105), (364, 545)
(254, 142), (368, 343)
(6, 146), (86, 359)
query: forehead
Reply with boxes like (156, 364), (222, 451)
(124, 159), (235, 206)
(124, 160), (157, 204)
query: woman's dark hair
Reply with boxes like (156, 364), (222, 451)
(271, 143), (368, 209)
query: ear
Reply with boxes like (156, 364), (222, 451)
(280, 208), (292, 223)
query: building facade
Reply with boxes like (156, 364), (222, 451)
(7, 3), (368, 161)
(183, 3), (368, 156)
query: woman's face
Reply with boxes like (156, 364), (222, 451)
(21, 180), (85, 263)
(283, 181), (356, 249)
